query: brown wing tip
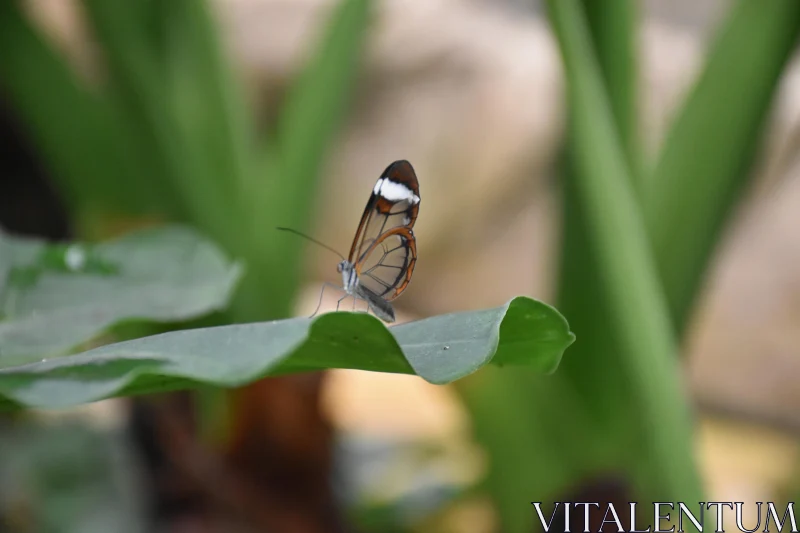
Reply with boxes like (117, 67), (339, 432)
(383, 160), (418, 189)
(386, 159), (412, 170)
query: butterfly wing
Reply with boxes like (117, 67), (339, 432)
(348, 160), (420, 263)
(349, 160), (420, 302)
(355, 226), (417, 302)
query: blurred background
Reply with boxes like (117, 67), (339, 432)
(2, 0), (800, 531)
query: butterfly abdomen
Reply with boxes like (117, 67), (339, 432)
(356, 284), (396, 323)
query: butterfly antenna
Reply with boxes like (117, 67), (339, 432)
(276, 227), (345, 260)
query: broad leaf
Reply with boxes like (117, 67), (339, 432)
(0, 226), (242, 365)
(0, 296), (574, 409)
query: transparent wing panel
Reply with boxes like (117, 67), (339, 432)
(357, 229), (416, 301)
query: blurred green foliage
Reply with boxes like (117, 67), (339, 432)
(457, 1), (800, 531)
(0, 0), (372, 528)
(1, 0), (799, 531)
(0, 0), (369, 324)
(0, 421), (146, 533)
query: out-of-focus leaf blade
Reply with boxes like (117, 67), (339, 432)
(0, 226), (242, 364)
(233, 0), (371, 321)
(455, 367), (602, 533)
(560, 0), (638, 435)
(646, 0), (800, 328)
(158, 0), (252, 197)
(81, 0), (203, 223)
(0, 422), (145, 533)
(0, 2), (144, 215)
(458, 1), (640, 529)
(544, 0), (702, 504)
(581, 0), (640, 184)
(0, 296), (573, 409)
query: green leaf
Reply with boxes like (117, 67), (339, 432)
(158, 0), (252, 199)
(0, 421), (145, 533)
(0, 296), (573, 410)
(233, 0), (372, 321)
(80, 0), (205, 223)
(456, 368), (600, 533)
(544, 0), (702, 503)
(458, 2), (641, 529)
(274, 0), (369, 187)
(581, 0), (640, 183)
(0, 226), (242, 365)
(0, 2), (146, 216)
(646, 0), (800, 329)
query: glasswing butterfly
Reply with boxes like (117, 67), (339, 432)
(279, 160), (420, 322)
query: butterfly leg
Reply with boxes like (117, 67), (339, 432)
(310, 282), (342, 318)
(335, 293), (351, 312)
(348, 295), (369, 315)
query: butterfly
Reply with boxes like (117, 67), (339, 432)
(279, 160), (420, 322)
